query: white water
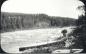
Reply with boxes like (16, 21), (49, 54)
(1, 26), (75, 53)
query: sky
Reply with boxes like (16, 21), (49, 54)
(1, 0), (84, 19)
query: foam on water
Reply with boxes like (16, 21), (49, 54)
(1, 26), (75, 53)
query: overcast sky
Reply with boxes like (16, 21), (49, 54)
(1, 0), (84, 19)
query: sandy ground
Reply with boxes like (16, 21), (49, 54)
(1, 26), (75, 53)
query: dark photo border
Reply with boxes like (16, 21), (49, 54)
(0, 0), (7, 53)
(0, 0), (86, 54)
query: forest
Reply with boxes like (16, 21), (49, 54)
(0, 0), (86, 53)
(1, 12), (76, 33)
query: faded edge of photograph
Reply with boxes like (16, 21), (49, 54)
(0, 0), (86, 54)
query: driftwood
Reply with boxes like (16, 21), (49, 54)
(19, 37), (67, 51)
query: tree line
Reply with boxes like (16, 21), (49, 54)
(1, 12), (76, 33)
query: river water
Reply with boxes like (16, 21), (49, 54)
(1, 26), (75, 53)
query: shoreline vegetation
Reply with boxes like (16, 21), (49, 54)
(1, 12), (76, 33)
(1, 12), (83, 53)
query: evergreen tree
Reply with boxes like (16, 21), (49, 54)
(73, 0), (86, 53)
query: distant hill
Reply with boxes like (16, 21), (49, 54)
(1, 12), (76, 33)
